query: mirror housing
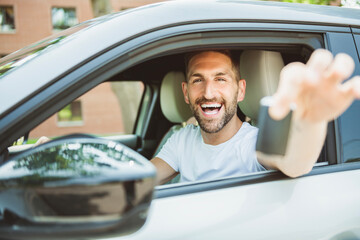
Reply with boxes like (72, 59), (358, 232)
(0, 136), (156, 239)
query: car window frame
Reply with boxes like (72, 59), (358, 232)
(0, 22), (336, 150)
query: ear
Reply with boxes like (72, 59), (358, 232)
(237, 79), (246, 102)
(182, 81), (190, 104)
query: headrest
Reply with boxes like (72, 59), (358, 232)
(160, 71), (193, 123)
(238, 50), (284, 123)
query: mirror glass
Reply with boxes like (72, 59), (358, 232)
(1, 139), (153, 184)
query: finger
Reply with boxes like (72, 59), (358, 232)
(325, 53), (355, 83)
(269, 62), (304, 120)
(339, 76), (360, 99)
(306, 49), (333, 74)
(268, 94), (291, 120)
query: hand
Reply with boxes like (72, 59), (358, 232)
(269, 49), (360, 123)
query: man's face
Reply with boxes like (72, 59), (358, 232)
(182, 51), (245, 133)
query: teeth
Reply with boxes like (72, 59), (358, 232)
(204, 110), (218, 115)
(201, 103), (221, 108)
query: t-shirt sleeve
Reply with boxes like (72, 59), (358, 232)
(155, 130), (181, 172)
(249, 148), (267, 172)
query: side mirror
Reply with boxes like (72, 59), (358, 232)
(0, 136), (156, 239)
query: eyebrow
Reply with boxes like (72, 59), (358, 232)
(189, 71), (230, 78)
(215, 72), (229, 77)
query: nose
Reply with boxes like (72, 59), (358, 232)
(203, 80), (216, 100)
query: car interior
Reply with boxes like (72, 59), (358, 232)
(123, 46), (333, 169)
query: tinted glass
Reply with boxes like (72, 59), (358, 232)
(328, 32), (360, 163)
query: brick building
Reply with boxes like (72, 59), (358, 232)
(0, 0), (159, 140)
(0, 0), (164, 56)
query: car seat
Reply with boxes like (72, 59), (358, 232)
(238, 50), (285, 124)
(153, 71), (193, 183)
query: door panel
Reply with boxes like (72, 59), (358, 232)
(120, 170), (360, 239)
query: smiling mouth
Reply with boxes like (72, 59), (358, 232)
(200, 103), (222, 115)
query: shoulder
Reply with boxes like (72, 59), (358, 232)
(239, 122), (258, 139)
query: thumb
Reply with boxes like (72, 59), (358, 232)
(268, 94), (292, 121)
(267, 62), (304, 120)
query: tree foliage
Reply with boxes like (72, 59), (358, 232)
(281, 0), (337, 5)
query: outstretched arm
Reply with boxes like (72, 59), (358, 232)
(257, 49), (360, 177)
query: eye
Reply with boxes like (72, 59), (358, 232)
(192, 78), (202, 83)
(216, 77), (226, 82)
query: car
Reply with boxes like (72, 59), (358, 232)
(1, 0), (360, 239)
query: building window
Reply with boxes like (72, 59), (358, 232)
(57, 101), (83, 127)
(0, 6), (15, 32)
(51, 7), (78, 31)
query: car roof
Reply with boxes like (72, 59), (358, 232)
(1, 0), (360, 116)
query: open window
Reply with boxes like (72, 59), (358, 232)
(7, 27), (332, 184)
(29, 81), (144, 141)
(9, 81), (145, 157)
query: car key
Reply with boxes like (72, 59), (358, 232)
(256, 96), (294, 156)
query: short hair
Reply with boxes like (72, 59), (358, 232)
(184, 49), (241, 82)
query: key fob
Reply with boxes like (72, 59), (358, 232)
(256, 96), (293, 156)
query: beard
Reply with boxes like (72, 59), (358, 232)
(189, 94), (238, 133)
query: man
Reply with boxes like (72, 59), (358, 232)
(151, 49), (360, 184)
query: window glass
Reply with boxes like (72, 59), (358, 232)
(329, 32), (360, 163)
(57, 101), (83, 127)
(339, 101), (360, 163)
(340, 33), (360, 163)
(354, 34), (360, 61)
(52, 7), (78, 31)
(0, 6), (15, 32)
(28, 81), (144, 144)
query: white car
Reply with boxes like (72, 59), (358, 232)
(0, 0), (360, 239)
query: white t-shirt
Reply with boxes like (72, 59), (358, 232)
(156, 122), (266, 183)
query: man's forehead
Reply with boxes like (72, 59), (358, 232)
(188, 51), (233, 75)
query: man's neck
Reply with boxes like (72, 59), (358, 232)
(201, 116), (243, 145)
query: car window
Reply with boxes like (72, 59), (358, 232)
(5, 28), (330, 185)
(27, 81), (144, 144)
(327, 32), (360, 163)
(338, 33), (360, 163)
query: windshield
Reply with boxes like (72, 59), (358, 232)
(0, 22), (92, 78)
